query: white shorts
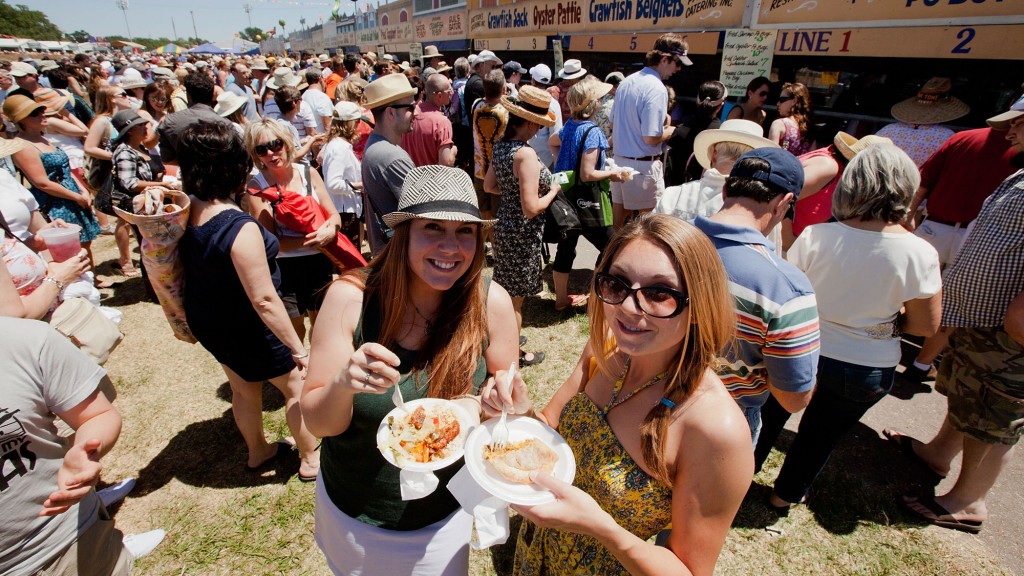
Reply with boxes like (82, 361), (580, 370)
(314, 474), (472, 576)
(916, 218), (970, 270)
(610, 156), (664, 210)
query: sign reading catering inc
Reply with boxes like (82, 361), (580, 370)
(415, 9), (467, 42)
(467, 0), (745, 38)
(753, 0), (1024, 29)
(378, 0), (413, 43)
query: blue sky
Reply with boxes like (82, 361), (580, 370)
(20, 0), (344, 43)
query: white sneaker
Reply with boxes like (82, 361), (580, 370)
(123, 529), (166, 559)
(97, 478), (136, 508)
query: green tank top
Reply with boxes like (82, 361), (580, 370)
(320, 280), (489, 531)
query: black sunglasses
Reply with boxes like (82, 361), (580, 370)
(28, 107), (45, 118)
(594, 272), (689, 319)
(778, 95), (795, 103)
(254, 139), (285, 156)
(755, 90), (769, 97)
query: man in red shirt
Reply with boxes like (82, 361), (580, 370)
(901, 101), (1020, 382)
(401, 73), (456, 167)
(324, 54), (348, 103)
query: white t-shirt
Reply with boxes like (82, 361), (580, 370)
(0, 318), (107, 574)
(47, 133), (86, 170)
(302, 89), (334, 134)
(655, 168), (726, 222)
(787, 222), (941, 367)
(0, 170), (40, 241)
(320, 137), (362, 216)
(528, 96), (562, 169)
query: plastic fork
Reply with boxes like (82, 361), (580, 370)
(490, 362), (516, 448)
(392, 381), (407, 414)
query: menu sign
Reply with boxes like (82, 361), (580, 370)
(720, 29), (777, 96)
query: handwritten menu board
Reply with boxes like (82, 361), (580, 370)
(720, 29), (777, 97)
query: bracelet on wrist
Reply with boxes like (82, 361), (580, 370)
(42, 276), (65, 293)
(291, 350), (309, 359)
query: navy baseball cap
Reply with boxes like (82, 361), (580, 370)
(731, 148), (806, 197)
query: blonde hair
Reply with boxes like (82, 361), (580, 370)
(711, 141), (754, 165)
(327, 118), (360, 147)
(242, 118), (295, 170)
(567, 75), (601, 120)
(340, 221), (489, 399)
(93, 85), (119, 117)
(588, 214), (735, 486)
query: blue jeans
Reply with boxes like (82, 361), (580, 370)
(771, 356), (896, 504)
(742, 405), (763, 447)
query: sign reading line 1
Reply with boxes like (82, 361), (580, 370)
(773, 24), (1024, 60)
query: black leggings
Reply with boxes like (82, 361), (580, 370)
(552, 226), (613, 273)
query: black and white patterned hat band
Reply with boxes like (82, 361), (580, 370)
(383, 165), (496, 228)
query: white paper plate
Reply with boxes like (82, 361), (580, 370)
(463, 416), (576, 505)
(376, 398), (474, 473)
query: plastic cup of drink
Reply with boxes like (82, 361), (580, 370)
(37, 224), (82, 263)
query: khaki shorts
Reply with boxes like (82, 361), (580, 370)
(473, 177), (499, 214)
(936, 327), (1024, 445)
(610, 157), (664, 210)
(38, 504), (133, 576)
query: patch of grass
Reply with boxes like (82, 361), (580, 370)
(90, 235), (1012, 576)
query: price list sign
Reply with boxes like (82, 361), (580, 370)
(720, 29), (777, 97)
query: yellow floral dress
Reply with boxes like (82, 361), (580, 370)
(512, 391), (673, 575)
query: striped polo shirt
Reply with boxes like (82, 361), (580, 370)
(694, 217), (821, 409)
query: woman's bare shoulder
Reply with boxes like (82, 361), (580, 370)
(676, 371), (749, 448)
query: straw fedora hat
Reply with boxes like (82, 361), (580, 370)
(33, 88), (71, 116)
(833, 132), (893, 162)
(214, 92), (247, 117)
(890, 78), (970, 126)
(266, 67), (305, 91)
(2, 95), (45, 124)
(570, 79), (613, 115)
(423, 45), (443, 58)
(694, 119), (779, 170)
(0, 137), (26, 158)
(383, 165), (495, 228)
(434, 61), (452, 75)
(501, 85), (556, 127)
(363, 73), (417, 110)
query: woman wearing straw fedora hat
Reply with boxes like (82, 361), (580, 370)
(876, 77), (969, 167)
(302, 164), (520, 576)
(484, 85), (560, 365)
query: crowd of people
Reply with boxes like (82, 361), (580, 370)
(0, 30), (1022, 576)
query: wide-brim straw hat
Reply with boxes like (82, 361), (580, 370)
(2, 95), (45, 124)
(833, 132), (893, 161)
(363, 73), (417, 110)
(434, 62), (452, 74)
(891, 78), (970, 126)
(383, 165), (495, 228)
(501, 85), (556, 127)
(694, 119), (779, 170)
(570, 80), (613, 114)
(266, 67), (305, 91)
(214, 92), (247, 117)
(0, 138), (26, 158)
(33, 88), (71, 116)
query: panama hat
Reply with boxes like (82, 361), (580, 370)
(833, 132), (893, 162)
(362, 73), (417, 110)
(987, 94), (1024, 130)
(33, 88), (71, 116)
(891, 77), (970, 126)
(384, 165), (495, 228)
(250, 57), (270, 71)
(434, 62), (452, 75)
(214, 91), (247, 117)
(2, 95), (45, 124)
(558, 59), (586, 80)
(0, 137), (26, 158)
(120, 77), (148, 90)
(423, 45), (444, 58)
(474, 50), (501, 66)
(266, 67), (305, 90)
(694, 119), (779, 170)
(501, 85), (556, 127)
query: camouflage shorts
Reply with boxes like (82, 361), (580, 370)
(936, 327), (1024, 445)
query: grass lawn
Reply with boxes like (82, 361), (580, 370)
(88, 234), (1011, 575)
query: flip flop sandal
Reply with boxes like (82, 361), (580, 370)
(554, 294), (588, 313)
(115, 265), (142, 278)
(883, 429), (947, 479)
(901, 494), (983, 534)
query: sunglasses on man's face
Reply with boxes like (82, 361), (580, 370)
(255, 139), (285, 156)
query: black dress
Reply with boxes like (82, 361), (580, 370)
(181, 209), (295, 382)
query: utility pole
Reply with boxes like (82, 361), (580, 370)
(116, 0), (133, 41)
(171, 17), (178, 43)
(244, 3), (253, 28)
(190, 10), (199, 42)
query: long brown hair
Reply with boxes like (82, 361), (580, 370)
(588, 214), (735, 486)
(782, 82), (812, 137)
(341, 219), (489, 399)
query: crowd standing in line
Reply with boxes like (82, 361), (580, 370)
(0, 32), (1022, 575)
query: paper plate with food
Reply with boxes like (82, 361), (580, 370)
(463, 415), (576, 505)
(376, 398), (474, 472)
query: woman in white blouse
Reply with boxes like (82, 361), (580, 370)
(318, 101), (364, 247)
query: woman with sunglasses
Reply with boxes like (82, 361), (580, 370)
(483, 214), (752, 576)
(84, 85), (137, 277)
(769, 82), (814, 157)
(244, 118), (341, 345)
(178, 121), (319, 482)
(3, 96), (103, 263)
(302, 164), (519, 575)
(727, 76), (770, 127)
(136, 80), (172, 166)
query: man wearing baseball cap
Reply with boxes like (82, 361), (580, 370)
(9, 62), (40, 99)
(526, 64), (562, 169)
(502, 61), (527, 99)
(463, 50), (502, 117)
(694, 147), (820, 445)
